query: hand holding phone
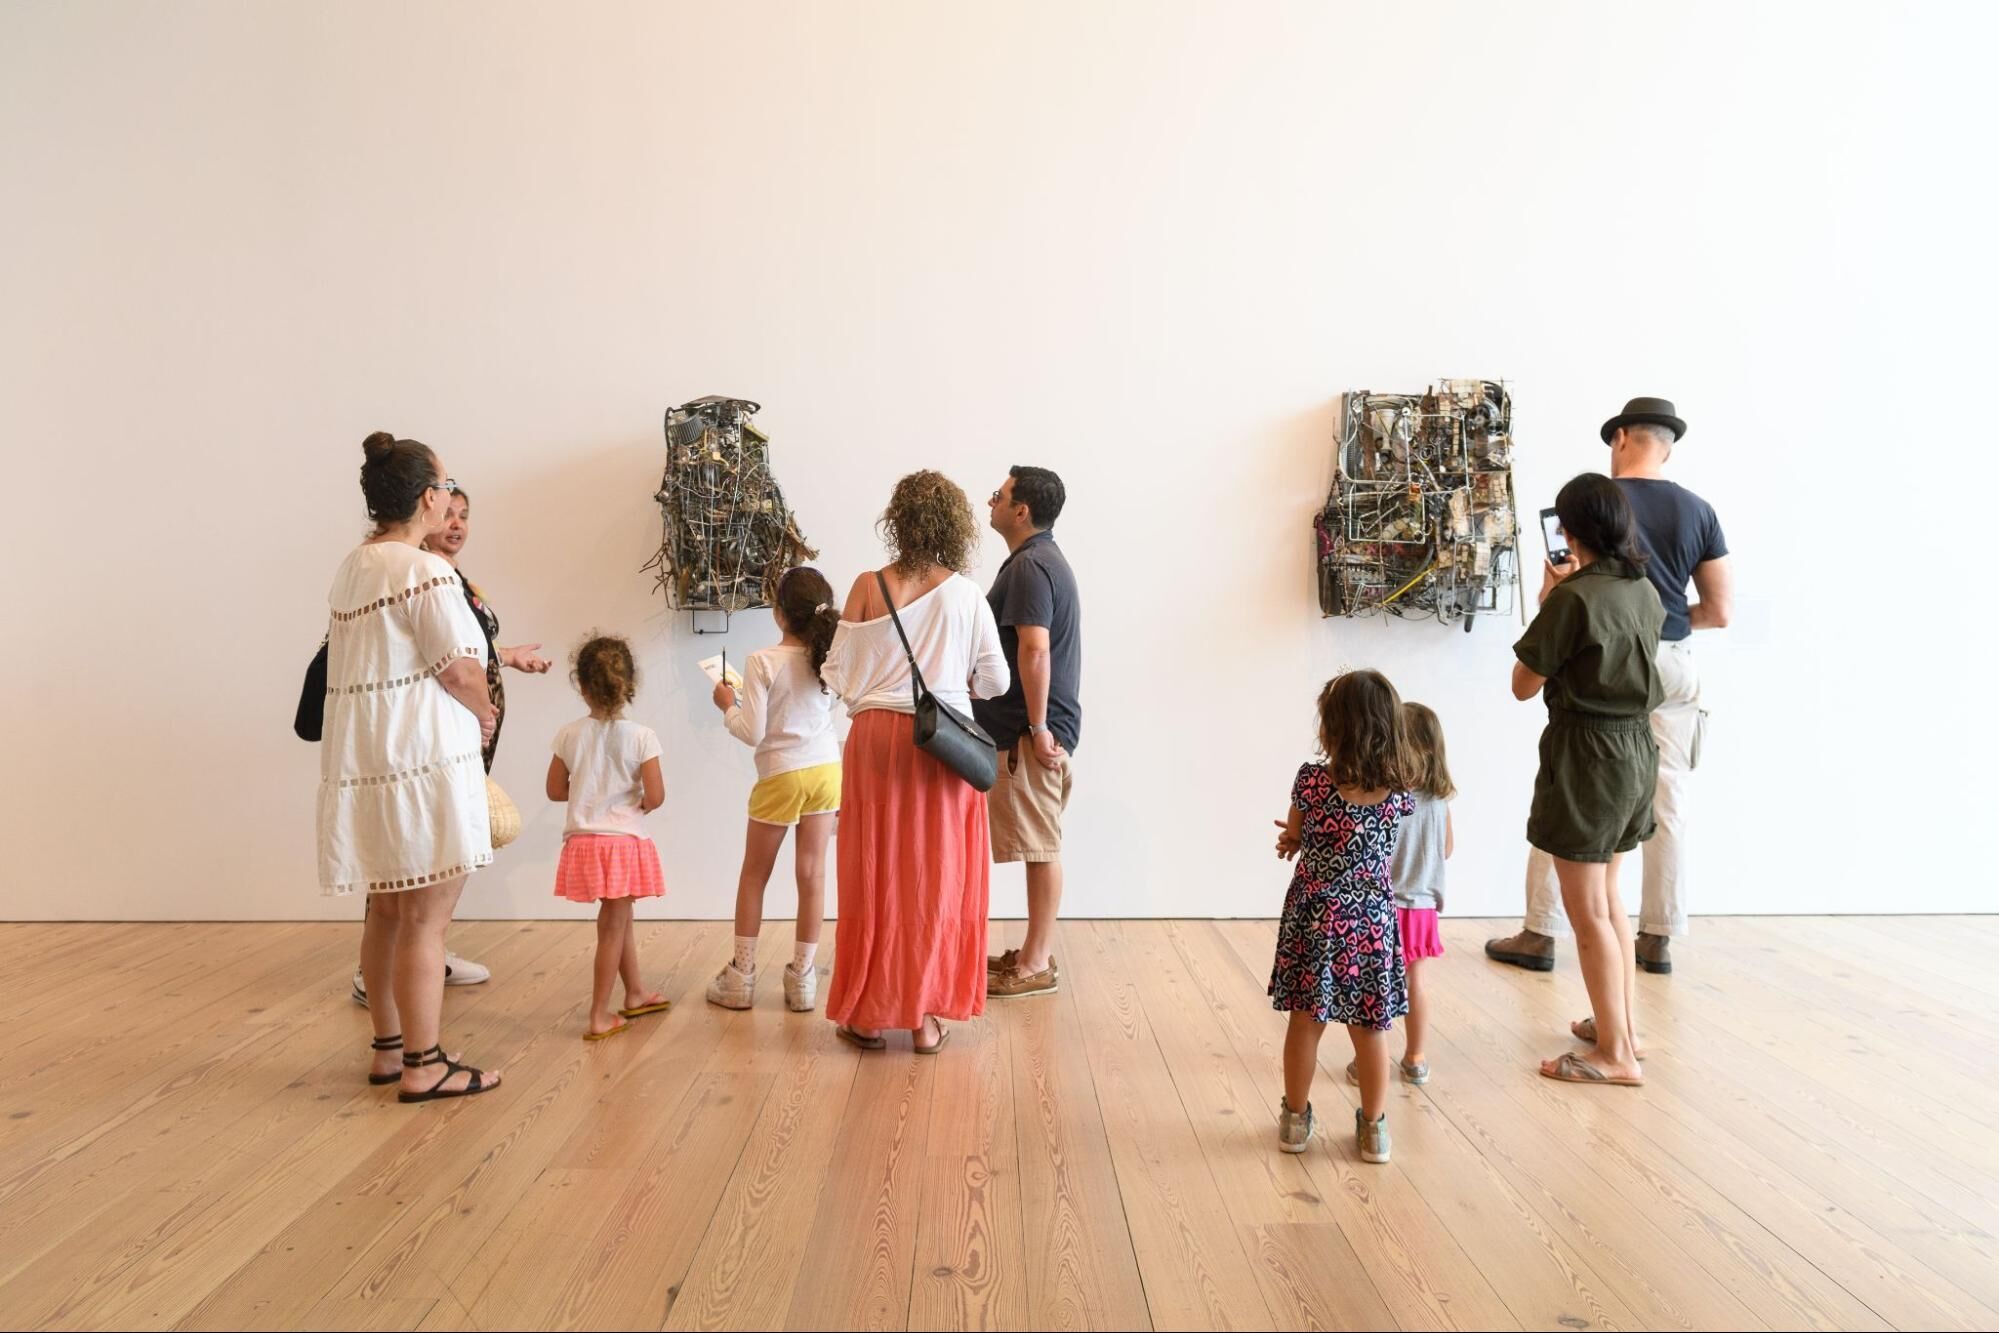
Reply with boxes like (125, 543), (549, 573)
(1538, 507), (1570, 565)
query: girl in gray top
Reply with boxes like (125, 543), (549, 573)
(1390, 703), (1453, 1083)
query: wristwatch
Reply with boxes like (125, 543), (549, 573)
(1026, 723), (1049, 738)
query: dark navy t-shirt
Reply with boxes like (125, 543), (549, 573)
(1616, 478), (1728, 642)
(971, 532), (1082, 752)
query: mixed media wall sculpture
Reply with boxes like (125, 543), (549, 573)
(1315, 379), (1521, 630)
(646, 396), (816, 627)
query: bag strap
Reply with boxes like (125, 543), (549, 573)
(875, 571), (933, 707)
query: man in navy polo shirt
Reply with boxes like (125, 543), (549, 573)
(976, 466), (1082, 998)
(1488, 397), (1733, 977)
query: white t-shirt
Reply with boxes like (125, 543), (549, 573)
(821, 574), (1009, 717)
(552, 716), (663, 839)
(723, 645), (844, 780)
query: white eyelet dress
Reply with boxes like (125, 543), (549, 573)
(317, 542), (493, 895)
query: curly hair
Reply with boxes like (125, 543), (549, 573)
(1317, 670), (1412, 792)
(571, 633), (638, 714)
(877, 470), (978, 574)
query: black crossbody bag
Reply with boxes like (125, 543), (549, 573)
(876, 572), (998, 792)
(294, 636), (328, 741)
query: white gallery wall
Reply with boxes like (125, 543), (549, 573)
(4, 2), (1994, 922)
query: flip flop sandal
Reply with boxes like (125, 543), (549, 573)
(397, 1045), (500, 1102)
(1540, 1051), (1643, 1087)
(836, 1025), (887, 1051)
(584, 1020), (631, 1042)
(914, 1022), (951, 1056)
(1571, 1017), (1648, 1059)
(368, 1034), (403, 1086)
(620, 998), (673, 1019)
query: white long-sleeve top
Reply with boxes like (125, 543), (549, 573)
(821, 574), (1009, 718)
(722, 644), (844, 780)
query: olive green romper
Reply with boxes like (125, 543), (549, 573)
(1514, 558), (1666, 863)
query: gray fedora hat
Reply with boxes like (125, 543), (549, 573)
(1600, 396), (1687, 444)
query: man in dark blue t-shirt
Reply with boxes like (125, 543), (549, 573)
(974, 466), (1081, 999)
(1488, 397), (1733, 977)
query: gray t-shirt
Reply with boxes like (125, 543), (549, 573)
(1391, 793), (1448, 910)
(971, 531), (1082, 752)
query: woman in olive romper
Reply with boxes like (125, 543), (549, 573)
(1512, 472), (1664, 1087)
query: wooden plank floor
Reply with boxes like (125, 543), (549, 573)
(1, 917), (1994, 1331)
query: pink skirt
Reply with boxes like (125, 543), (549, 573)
(1397, 907), (1444, 960)
(826, 710), (990, 1031)
(555, 834), (665, 903)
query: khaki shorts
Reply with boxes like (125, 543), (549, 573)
(988, 739), (1073, 863)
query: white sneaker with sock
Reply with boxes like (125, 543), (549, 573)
(706, 962), (756, 1010)
(783, 962), (818, 1012)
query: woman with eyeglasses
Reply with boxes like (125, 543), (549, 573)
(317, 432), (504, 1102)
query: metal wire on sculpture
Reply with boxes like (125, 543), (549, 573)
(644, 396), (817, 633)
(1314, 379), (1523, 632)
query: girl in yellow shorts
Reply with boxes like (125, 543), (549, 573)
(707, 567), (845, 1012)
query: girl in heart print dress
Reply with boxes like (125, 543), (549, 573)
(1269, 669), (1415, 1162)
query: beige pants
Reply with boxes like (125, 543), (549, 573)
(1525, 639), (1703, 939)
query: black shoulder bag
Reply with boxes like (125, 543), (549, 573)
(876, 572), (998, 792)
(294, 636), (328, 741)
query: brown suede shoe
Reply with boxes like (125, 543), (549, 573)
(987, 961), (1059, 998)
(1635, 933), (1673, 974)
(1484, 929), (1556, 972)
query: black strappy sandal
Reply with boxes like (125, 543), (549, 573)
(368, 1034), (403, 1086)
(397, 1044), (499, 1104)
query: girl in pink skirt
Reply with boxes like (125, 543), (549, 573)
(1386, 702), (1454, 1084)
(547, 634), (670, 1040)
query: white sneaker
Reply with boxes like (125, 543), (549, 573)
(706, 963), (756, 1010)
(783, 962), (818, 1012)
(444, 951), (490, 986)
(352, 950), (489, 1007)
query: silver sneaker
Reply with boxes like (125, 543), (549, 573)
(1278, 1098), (1314, 1154)
(1356, 1109), (1391, 1164)
(705, 962), (756, 1010)
(783, 962), (818, 1012)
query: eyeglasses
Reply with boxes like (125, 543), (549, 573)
(428, 478), (459, 494)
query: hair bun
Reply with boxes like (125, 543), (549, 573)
(362, 431), (397, 461)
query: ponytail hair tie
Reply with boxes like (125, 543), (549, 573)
(816, 601), (831, 613)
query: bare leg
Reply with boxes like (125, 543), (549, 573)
(1402, 956), (1428, 1068)
(394, 876), (497, 1095)
(1349, 1025), (1391, 1120)
(732, 820), (789, 940)
(1546, 857), (1641, 1080)
(1018, 860), (1065, 975)
(792, 814), (832, 947)
(361, 892), (403, 1079)
(618, 903), (665, 1011)
(1283, 1012), (1327, 1112)
(1606, 852), (1639, 1054)
(590, 900), (631, 1035)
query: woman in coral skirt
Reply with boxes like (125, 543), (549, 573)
(820, 471), (1009, 1053)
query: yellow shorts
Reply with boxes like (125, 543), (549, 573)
(748, 762), (842, 826)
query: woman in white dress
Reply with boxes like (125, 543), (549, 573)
(320, 432), (504, 1102)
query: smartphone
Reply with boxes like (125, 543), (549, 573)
(1539, 507), (1570, 565)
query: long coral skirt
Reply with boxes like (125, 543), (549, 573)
(827, 709), (991, 1031)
